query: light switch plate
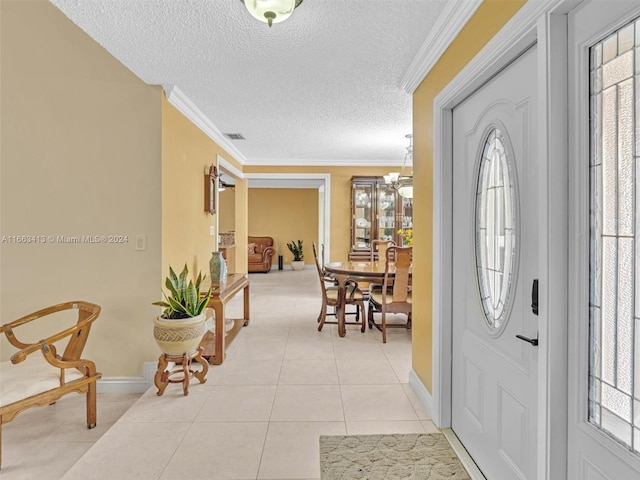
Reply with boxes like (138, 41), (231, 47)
(135, 234), (146, 251)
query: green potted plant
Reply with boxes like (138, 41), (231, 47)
(152, 264), (213, 356)
(287, 239), (305, 271)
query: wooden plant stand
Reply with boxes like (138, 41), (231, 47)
(154, 346), (208, 396)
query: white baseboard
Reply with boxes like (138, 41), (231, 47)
(408, 368), (434, 419)
(408, 370), (485, 479)
(443, 429), (486, 479)
(96, 361), (156, 394)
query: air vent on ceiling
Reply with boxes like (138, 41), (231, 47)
(224, 133), (246, 140)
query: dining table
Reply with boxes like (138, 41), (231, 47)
(323, 260), (412, 337)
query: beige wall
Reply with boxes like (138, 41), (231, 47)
(218, 188), (236, 233)
(410, 0), (526, 392)
(243, 166), (396, 262)
(0, 0), (162, 375)
(248, 189), (319, 266)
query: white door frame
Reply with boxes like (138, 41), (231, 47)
(432, 1), (573, 478)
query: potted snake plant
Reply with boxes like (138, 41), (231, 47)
(152, 264), (212, 356)
(287, 239), (304, 271)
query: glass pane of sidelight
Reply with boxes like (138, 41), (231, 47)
(602, 86), (617, 236)
(618, 79), (634, 237)
(604, 33), (618, 63)
(619, 24), (635, 54)
(603, 50), (633, 89)
(590, 18), (640, 454)
(474, 128), (518, 330)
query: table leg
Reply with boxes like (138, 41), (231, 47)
(337, 279), (347, 337)
(243, 283), (250, 326)
(212, 300), (225, 365)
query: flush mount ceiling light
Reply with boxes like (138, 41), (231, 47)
(384, 134), (413, 199)
(240, 0), (303, 27)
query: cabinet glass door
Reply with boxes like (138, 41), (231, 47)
(353, 183), (373, 250)
(399, 196), (413, 246)
(378, 185), (396, 241)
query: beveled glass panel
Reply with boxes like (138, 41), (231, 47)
(590, 165), (603, 307)
(604, 33), (619, 63)
(602, 408), (633, 446)
(603, 382), (632, 422)
(602, 236), (618, 385)
(590, 306), (602, 380)
(475, 128), (517, 330)
(637, 316), (640, 401)
(618, 238), (633, 394)
(603, 50), (633, 88)
(618, 79), (634, 237)
(602, 87), (618, 236)
(619, 24), (635, 54)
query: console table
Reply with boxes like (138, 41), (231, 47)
(199, 273), (250, 365)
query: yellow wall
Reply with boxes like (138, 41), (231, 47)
(161, 99), (240, 279)
(411, 0), (526, 392)
(248, 189), (319, 266)
(233, 178), (249, 274)
(0, 0), (162, 375)
(243, 166), (396, 262)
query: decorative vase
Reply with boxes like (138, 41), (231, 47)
(209, 251), (227, 282)
(291, 260), (305, 271)
(153, 313), (206, 356)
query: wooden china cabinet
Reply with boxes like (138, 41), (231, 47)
(348, 176), (413, 260)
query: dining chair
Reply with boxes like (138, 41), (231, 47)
(312, 242), (366, 333)
(320, 243), (338, 285)
(370, 239), (395, 263)
(368, 245), (412, 343)
(363, 240), (396, 300)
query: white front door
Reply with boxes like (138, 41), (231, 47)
(568, 1), (640, 477)
(451, 45), (539, 480)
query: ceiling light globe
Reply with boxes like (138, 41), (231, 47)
(397, 186), (413, 199)
(241, 0), (300, 27)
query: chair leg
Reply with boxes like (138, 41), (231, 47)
(86, 381), (97, 429)
(367, 302), (374, 329)
(317, 299), (327, 331)
(381, 309), (387, 343)
(359, 301), (366, 332)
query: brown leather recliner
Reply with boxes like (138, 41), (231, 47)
(248, 236), (276, 273)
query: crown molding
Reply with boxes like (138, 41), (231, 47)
(435, 0), (565, 109)
(399, 0), (483, 94)
(217, 154), (244, 179)
(245, 157), (408, 167)
(163, 85), (247, 165)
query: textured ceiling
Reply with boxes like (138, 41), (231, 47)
(50, 0), (448, 166)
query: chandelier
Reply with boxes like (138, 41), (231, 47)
(384, 134), (413, 199)
(240, 0), (304, 27)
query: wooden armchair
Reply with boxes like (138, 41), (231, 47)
(0, 301), (102, 468)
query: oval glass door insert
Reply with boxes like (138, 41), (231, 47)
(475, 127), (518, 330)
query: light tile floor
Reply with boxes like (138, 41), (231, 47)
(2, 269), (437, 480)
